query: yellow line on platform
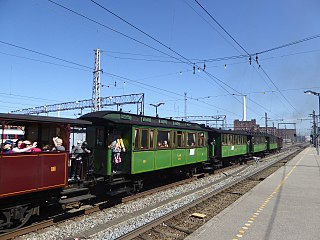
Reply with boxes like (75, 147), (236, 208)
(230, 149), (306, 239)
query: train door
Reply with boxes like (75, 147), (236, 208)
(106, 126), (132, 175)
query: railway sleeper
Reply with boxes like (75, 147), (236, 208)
(165, 222), (194, 234)
(152, 228), (185, 240)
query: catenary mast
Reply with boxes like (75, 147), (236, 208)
(92, 49), (101, 112)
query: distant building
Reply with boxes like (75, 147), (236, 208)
(277, 128), (297, 143)
(234, 119), (260, 132)
(233, 119), (298, 143)
(259, 126), (277, 135)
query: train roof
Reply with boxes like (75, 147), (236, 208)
(206, 127), (251, 136)
(206, 127), (278, 138)
(0, 113), (91, 126)
(80, 111), (205, 130)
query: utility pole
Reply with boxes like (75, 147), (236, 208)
(92, 49), (101, 112)
(312, 110), (319, 155)
(184, 92), (187, 120)
(265, 112), (268, 134)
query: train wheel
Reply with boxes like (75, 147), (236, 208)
(0, 205), (39, 233)
(132, 180), (144, 194)
(186, 168), (197, 178)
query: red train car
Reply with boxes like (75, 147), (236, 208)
(0, 113), (90, 232)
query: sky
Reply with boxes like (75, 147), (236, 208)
(1, 0), (320, 135)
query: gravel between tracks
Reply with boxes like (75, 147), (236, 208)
(17, 149), (297, 240)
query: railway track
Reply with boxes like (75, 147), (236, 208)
(0, 170), (215, 239)
(1, 145), (304, 240)
(118, 148), (303, 240)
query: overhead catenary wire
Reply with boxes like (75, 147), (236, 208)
(193, 0), (299, 113)
(51, 0), (319, 116)
(47, 0), (192, 68)
(87, 0), (249, 111)
(0, 40), (92, 70)
(0, 38), (236, 115)
(4, 1), (312, 118)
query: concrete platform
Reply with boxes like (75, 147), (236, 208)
(186, 147), (320, 240)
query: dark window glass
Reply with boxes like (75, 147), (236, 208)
(187, 132), (196, 147)
(177, 131), (183, 147)
(157, 130), (170, 148)
(134, 128), (140, 150)
(141, 129), (148, 149)
(150, 130), (154, 149)
(198, 132), (205, 147)
(96, 127), (104, 147)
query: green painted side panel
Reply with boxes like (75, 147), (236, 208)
(269, 143), (278, 150)
(222, 145), (247, 158)
(132, 151), (155, 174)
(253, 144), (267, 153)
(107, 150), (112, 175)
(186, 148), (197, 164)
(155, 150), (171, 170)
(197, 147), (208, 162)
(212, 145), (215, 157)
(93, 149), (109, 176)
(172, 149), (187, 167)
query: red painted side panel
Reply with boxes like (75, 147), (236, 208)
(40, 153), (67, 188)
(0, 153), (67, 198)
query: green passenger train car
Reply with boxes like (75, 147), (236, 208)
(80, 111), (211, 185)
(207, 128), (250, 166)
(267, 135), (279, 152)
(251, 135), (268, 154)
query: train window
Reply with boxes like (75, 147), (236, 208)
(134, 128), (140, 150)
(175, 131), (183, 148)
(177, 131), (184, 147)
(96, 127), (104, 147)
(187, 132), (196, 147)
(150, 130), (154, 149)
(198, 132), (205, 147)
(141, 129), (149, 149)
(223, 134), (227, 145)
(173, 131), (177, 148)
(157, 130), (170, 148)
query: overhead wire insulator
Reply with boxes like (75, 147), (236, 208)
(193, 65), (195, 74)
(203, 62), (206, 70)
(249, 56), (252, 65)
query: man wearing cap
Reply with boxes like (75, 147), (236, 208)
(69, 140), (83, 180)
(2, 140), (13, 153)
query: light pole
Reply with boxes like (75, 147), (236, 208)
(150, 103), (164, 117)
(304, 90), (320, 121)
(304, 90), (320, 155)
